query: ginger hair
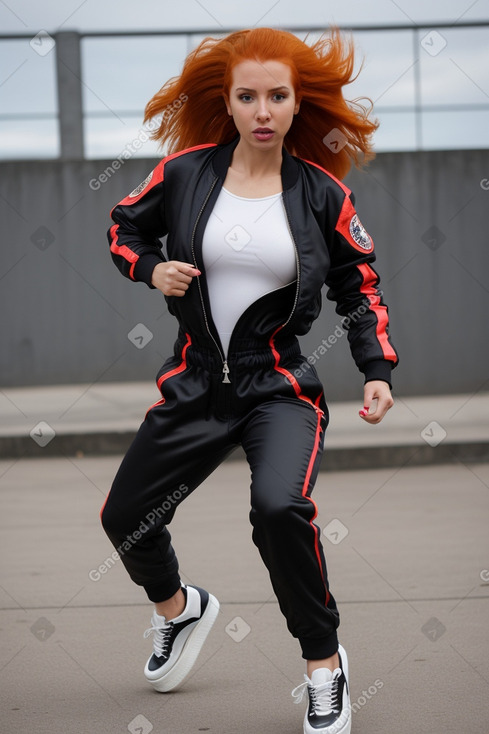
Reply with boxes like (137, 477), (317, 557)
(143, 27), (378, 180)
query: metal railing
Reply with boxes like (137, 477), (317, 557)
(1, 20), (488, 159)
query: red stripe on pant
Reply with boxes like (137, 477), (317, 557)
(99, 334), (192, 520)
(269, 327), (330, 605)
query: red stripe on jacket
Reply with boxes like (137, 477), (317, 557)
(335, 195), (374, 254)
(269, 328), (324, 413)
(155, 333), (192, 397)
(108, 223), (138, 279)
(299, 157), (352, 197)
(112, 143), (218, 212)
(356, 262), (397, 362)
(108, 144), (218, 279)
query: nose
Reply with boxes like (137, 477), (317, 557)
(255, 97), (271, 121)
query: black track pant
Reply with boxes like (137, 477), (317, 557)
(101, 336), (340, 659)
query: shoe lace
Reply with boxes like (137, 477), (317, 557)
(291, 673), (340, 715)
(143, 619), (174, 659)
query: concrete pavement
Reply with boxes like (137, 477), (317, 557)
(1, 455), (488, 733)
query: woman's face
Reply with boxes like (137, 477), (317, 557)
(225, 59), (300, 150)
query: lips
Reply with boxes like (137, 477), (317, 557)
(252, 128), (274, 141)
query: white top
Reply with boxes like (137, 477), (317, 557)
(202, 186), (297, 357)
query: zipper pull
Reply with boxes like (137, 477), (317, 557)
(222, 361), (231, 384)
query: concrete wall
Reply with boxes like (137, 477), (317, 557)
(1, 149), (488, 399)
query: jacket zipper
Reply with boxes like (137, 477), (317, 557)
(190, 183), (300, 385)
(281, 192), (301, 328)
(190, 176), (231, 383)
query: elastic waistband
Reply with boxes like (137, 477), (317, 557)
(177, 335), (301, 370)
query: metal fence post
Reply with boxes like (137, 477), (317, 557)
(55, 31), (84, 159)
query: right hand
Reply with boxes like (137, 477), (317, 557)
(151, 261), (201, 297)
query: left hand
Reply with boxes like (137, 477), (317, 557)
(359, 380), (394, 424)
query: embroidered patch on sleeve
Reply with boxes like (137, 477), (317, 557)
(349, 214), (373, 251)
(129, 171), (153, 198)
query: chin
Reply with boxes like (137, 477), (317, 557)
(249, 134), (284, 147)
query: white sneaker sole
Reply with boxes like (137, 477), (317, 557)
(303, 644), (351, 734)
(147, 593), (220, 693)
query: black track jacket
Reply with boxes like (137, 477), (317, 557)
(108, 136), (399, 385)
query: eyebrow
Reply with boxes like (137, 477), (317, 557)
(235, 86), (290, 93)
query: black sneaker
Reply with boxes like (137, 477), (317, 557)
(291, 644), (351, 734)
(143, 585), (219, 692)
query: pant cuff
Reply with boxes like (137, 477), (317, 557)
(300, 630), (339, 660)
(144, 574), (181, 603)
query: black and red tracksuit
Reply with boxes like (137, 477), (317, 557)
(101, 136), (398, 660)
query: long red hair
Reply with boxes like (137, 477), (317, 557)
(144, 27), (378, 180)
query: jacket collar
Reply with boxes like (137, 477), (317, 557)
(210, 135), (300, 191)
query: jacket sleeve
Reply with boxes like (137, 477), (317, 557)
(107, 160), (168, 288)
(325, 190), (399, 386)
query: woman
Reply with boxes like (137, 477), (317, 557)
(101, 26), (398, 734)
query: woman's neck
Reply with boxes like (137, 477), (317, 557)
(230, 137), (283, 179)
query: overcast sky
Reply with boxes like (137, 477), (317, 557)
(1, 0), (488, 158)
(1, 0), (488, 32)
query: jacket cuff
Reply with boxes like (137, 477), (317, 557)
(363, 359), (393, 388)
(133, 254), (164, 288)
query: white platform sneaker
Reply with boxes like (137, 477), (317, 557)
(143, 584), (219, 692)
(292, 644), (351, 734)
